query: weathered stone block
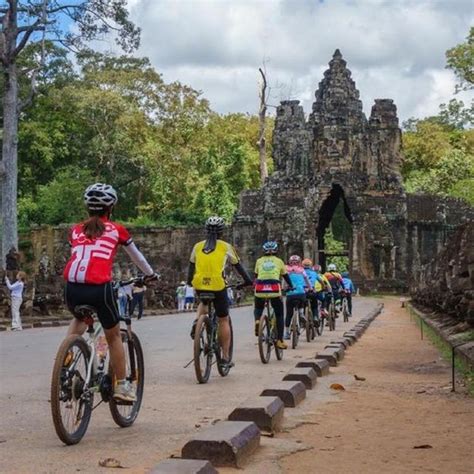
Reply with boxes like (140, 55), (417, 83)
(344, 331), (359, 341)
(260, 381), (306, 407)
(283, 367), (317, 389)
(330, 339), (350, 349)
(228, 396), (284, 432)
(150, 459), (217, 474)
(315, 349), (338, 366)
(181, 421), (260, 468)
(296, 359), (330, 376)
(324, 345), (345, 360)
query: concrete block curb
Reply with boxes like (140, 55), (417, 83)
(283, 367), (317, 389)
(315, 349), (338, 366)
(296, 359), (330, 376)
(228, 396), (284, 432)
(181, 421), (260, 468)
(330, 338), (351, 349)
(324, 344), (345, 360)
(260, 381), (306, 407)
(150, 459), (217, 474)
(343, 331), (359, 341)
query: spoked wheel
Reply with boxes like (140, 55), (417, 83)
(217, 318), (234, 377)
(291, 311), (299, 349)
(271, 310), (283, 361)
(109, 329), (145, 427)
(51, 335), (93, 445)
(329, 303), (336, 331)
(319, 313), (325, 335)
(193, 315), (213, 383)
(305, 306), (314, 342)
(258, 315), (272, 364)
(343, 299), (350, 322)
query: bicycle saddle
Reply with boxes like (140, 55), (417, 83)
(74, 305), (97, 321)
(198, 292), (215, 300)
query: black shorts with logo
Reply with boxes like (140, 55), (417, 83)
(196, 288), (229, 318)
(65, 281), (120, 329)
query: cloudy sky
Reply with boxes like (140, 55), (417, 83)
(125, 0), (473, 122)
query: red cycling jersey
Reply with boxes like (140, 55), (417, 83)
(63, 219), (132, 284)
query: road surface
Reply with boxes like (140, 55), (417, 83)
(0, 298), (377, 473)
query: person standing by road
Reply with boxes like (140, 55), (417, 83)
(184, 283), (195, 310)
(176, 281), (186, 311)
(130, 280), (146, 319)
(5, 271), (26, 331)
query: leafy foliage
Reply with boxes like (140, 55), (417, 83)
(446, 26), (474, 92)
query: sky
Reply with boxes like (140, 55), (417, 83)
(123, 0), (473, 122)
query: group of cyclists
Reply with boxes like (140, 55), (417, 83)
(60, 183), (355, 403)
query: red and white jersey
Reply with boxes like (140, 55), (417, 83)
(64, 220), (132, 284)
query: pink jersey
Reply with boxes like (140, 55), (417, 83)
(64, 219), (132, 284)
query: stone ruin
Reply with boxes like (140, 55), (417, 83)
(233, 50), (473, 292)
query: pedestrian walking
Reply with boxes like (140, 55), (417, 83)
(5, 271), (26, 331)
(130, 280), (146, 320)
(184, 284), (194, 310)
(117, 281), (133, 317)
(176, 281), (186, 311)
(227, 286), (234, 306)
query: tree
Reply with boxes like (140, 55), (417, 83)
(446, 26), (473, 92)
(0, 0), (140, 265)
(257, 67), (269, 184)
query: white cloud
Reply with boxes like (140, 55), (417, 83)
(127, 0), (473, 121)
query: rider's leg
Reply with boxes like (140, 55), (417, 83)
(218, 315), (231, 360)
(284, 296), (294, 338)
(104, 323), (126, 380)
(254, 297), (265, 336)
(67, 318), (87, 336)
(271, 297), (284, 341)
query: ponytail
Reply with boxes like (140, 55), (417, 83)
(83, 213), (106, 239)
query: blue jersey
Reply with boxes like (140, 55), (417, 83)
(342, 277), (355, 294)
(304, 268), (323, 288)
(286, 268), (309, 296)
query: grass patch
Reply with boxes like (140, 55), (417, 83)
(407, 305), (474, 396)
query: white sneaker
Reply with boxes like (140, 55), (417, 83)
(113, 380), (136, 402)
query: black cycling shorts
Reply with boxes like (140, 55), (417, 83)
(65, 282), (120, 330)
(196, 288), (229, 318)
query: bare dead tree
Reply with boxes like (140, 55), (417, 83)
(257, 66), (269, 184)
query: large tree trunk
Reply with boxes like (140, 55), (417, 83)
(258, 67), (268, 185)
(1, 62), (19, 265)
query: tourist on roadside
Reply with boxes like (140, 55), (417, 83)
(117, 280), (133, 317)
(176, 281), (186, 311)
(184, 283), (195, 310)
(227, 286), (234, 306)
(4, 271), (26, 331)
(130, 280), (146, 320)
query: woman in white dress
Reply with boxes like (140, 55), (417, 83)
(5, 271), (26, 331)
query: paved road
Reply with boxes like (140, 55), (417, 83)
(0, 298), (377, 473)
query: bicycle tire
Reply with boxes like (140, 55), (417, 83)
(343, 298), (349, 322)
(329, 302), (336, 331)
(51, 335), (93, 445)
(271, 308), (283, 360)
(217, 317), (234, 376)
(305, 305), (314, 342)
(109, 330), (145, 427)
(291, 310), (299, 349)
(258, 314), (271, 364)
(193, 314), (213, 383)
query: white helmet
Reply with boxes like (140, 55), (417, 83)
(84, 183), (118, 210)
(328, 263), (337, 271)
(205, 216), (225, 233)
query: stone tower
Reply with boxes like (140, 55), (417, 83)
(233, 50), (472, 291)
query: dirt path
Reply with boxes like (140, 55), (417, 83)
(269, 297), (473, 473)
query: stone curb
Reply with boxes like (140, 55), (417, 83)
(283, 367), (317, 389)
(181, 421), (260, 468)
(228, 396), (284, 433)
(150, 459), (218, 474)
(315, 349), (338, 366)
(343, 331), (359, 341)
(324, 344), (345, 360)
(260, 381), (306, 407)
(296, 359), (330, 376)
(330, 338), (351, 349)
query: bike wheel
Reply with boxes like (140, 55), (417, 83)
(193, 315), (213, 383)
(305, 305), (314, 342)
(51, 335), (93, 445)
(109, 329), (145, 427)
(291, 311), (299, 349)
(329, 303), (336, 331)
(271, 309), (284, 360)
(258, 315), (271, 364)
(343, 299), (349, 322)
(217, 318), (234, 376)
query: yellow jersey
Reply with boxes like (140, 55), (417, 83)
(254, 255), (287, 298)
(190, 239), (239, 291)
(314, 274), (330, 292)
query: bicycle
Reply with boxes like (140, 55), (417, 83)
(304, 293), (319, 341)
(51, 278), (145, 445)
(341, 291), (350, 322)
(288, 301), (306, 349)
(327, 293), (337, 331)
(193, 291), (234, 384)
(257, 299), (283, 364)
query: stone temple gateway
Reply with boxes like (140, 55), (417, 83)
(233, 50), (473, 292)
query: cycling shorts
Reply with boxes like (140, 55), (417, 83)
(196, 288), (229, 318)
(65, 281), (120, 329)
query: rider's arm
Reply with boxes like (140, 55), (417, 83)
(283, 273), (292, 287)
(187, 262), (195, 286)
(122, 242), (154, 276)
(233, 261), (253, 286)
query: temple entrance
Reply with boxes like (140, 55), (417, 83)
(316, 184), (353, 272)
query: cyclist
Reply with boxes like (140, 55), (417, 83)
(341, 271), (356, 316)
(284, 255), (310, 340)
(254, 241), (293, 350)
(188, 216), (253, 369)
(63, 183), (158, 402)
(323, 263), (343, 313)
(302, 258), (327, 326)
